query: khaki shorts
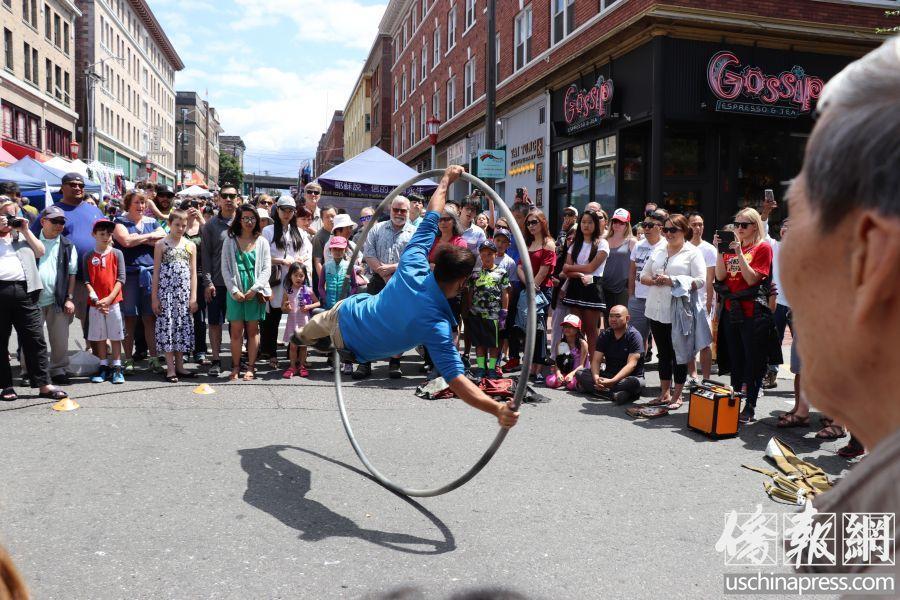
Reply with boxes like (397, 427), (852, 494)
(294, 300), (346, 350)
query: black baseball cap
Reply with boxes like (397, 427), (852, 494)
(61, 172), (84, 185)
(155, 184), (175, 197)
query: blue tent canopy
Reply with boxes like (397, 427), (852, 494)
(5, 156), (101, 194)
(0, 166), (45, 193)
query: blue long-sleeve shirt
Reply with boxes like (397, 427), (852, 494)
(339, 210), (464, 380)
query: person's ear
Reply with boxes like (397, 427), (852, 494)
(849, 212), (900, 324)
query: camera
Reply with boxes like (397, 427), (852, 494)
(515, 188), (524, 199)
(6, 217), (25, 228)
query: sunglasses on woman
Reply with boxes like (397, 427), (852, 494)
(305, 190), (321, 196)
(526, 220), (540, 226)
(241, 216), (257, 224)
(661, 227), (680, 234)
(641, 221), (659, 229)
(733, 221), (753, 229)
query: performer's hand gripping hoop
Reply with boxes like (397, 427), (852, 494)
(334, 169), (537, 497)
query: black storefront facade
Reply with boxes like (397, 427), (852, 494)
(548, 36), (861, 231)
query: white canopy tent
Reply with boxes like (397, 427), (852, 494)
(177, 185), (213, 198)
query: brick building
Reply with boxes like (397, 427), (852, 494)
(175, 91), (222, 189)
(1, 0), (81, 160)
(220, 135), (246, 171)
(380, 0), (887, 229)
(367, 33), (394, 153)
(315, 110), (344, 177)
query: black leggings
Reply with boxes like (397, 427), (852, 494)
(648, 319), (687, 384)
(260, 306), (282, 358)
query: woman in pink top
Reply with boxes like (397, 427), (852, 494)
(428, 209), (468, 264)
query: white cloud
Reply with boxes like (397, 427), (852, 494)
(231, 0), (386, 49)
(178, 60), (361, 155)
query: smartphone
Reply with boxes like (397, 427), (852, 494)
(717, 230), (735, 253)
(764, 189), (775, 204)
(515, 188), (524, 199)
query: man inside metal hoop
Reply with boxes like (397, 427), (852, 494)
(291, 165), (519, 429)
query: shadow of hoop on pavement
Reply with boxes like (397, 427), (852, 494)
(237, 445), (456, 555)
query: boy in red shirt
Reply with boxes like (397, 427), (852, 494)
(84, 219), (126, 383)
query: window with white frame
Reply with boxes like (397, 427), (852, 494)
(421, 45), (428, 81)
(495, 34), (500, 76)
(464, 58), (475, 106)
(420, 103), (427, 139)
(600, 0), (621, 7)
(447, 6), (456, 50)
(432, 88), (441, 121)
(446, 76), (456, 119)
(422, 0), (428, 19)
(432, 28), (441, 68)
(411, 58), (417, 91)
(393, 81), (399, 111)
(514, 6), (532, 71)
(393, 125), (398, 154)
(402, 71), (407, 102)
(401, 116), (406, 152)
(411, 4), (417, 30)
(410, 111), (416, 147)
(465, 0), (476, 30)
(402, 19), (409, 47)
(552, 0), (575, 45)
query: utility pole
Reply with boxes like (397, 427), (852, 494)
(484, 0), (497, 192)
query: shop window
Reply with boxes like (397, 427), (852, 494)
(554, 151), (568, 187)
(570, 143), (590, 211)
(663, 131), (705, 177)
(660, 191), (702, 216)
(594, 135), (617, 213)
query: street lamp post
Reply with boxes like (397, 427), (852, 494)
(426, 115), (442, 170)
(82, 56), (125, 162)
(144, 156), (153, 183)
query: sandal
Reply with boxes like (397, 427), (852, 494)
(1, 387), (18, 402)
(667, 400), (684, 410)
(816, 424), (847, 439)
(38, 389), (67, 400)
(228, 371), (239, 381)
(166, 374), (179, 383)
(777, 413), (810, 428)
(646, 396), (671, 407)
(242, 369), (256, 381)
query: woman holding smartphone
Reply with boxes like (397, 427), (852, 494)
(640, 214), (706, 409)
(714, 207), (773, 423)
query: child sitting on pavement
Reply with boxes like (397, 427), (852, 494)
(546, 314), (589, 389)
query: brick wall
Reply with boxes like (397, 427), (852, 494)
(369, 35), (394, 153)
(386, 0), (888, 163)
(315, 111), (345, 177)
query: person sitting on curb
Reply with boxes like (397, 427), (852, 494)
(292, 165), (518, 429)
(575, 305), (644, 405)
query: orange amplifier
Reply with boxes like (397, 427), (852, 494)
(687, 380), (742, 439)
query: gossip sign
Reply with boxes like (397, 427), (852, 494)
(707, 51), (825, 118)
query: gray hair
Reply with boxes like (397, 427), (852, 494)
(801, 36), (900, 230)
(392, 195), (410, 209)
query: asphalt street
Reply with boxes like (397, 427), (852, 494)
(0, 334), (856, 599)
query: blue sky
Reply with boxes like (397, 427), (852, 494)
(148, 0), (388, 178)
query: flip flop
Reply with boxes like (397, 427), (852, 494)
(38, 389), (67, 400)
(646, 397), (671, 407)
(1, 387), (18, 402)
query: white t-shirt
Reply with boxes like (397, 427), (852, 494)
(461, 223), (487, 254)
(263, 224), (312, 307)
(568, 238), (610, 277)
(641, 244), (707, 324)
(0, 237), (25, 281)
(692, 239), (717, 304)
(630, 238), (667, 299)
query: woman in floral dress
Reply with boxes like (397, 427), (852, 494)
(152, 210), (198, 382)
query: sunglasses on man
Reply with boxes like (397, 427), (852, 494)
(68, 182), (85, 188)
(305, 190), (321, 196)
(221, 193), (238, 200)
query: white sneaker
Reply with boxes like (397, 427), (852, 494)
(341, 363), (353, 374)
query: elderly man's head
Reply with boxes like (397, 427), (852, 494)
(390, 196), (410, 228)
(782, 36), (900, 449)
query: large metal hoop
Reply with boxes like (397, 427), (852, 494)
(334, 169), (537, 497)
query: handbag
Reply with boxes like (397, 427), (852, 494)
(269, 247), (284, 287)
